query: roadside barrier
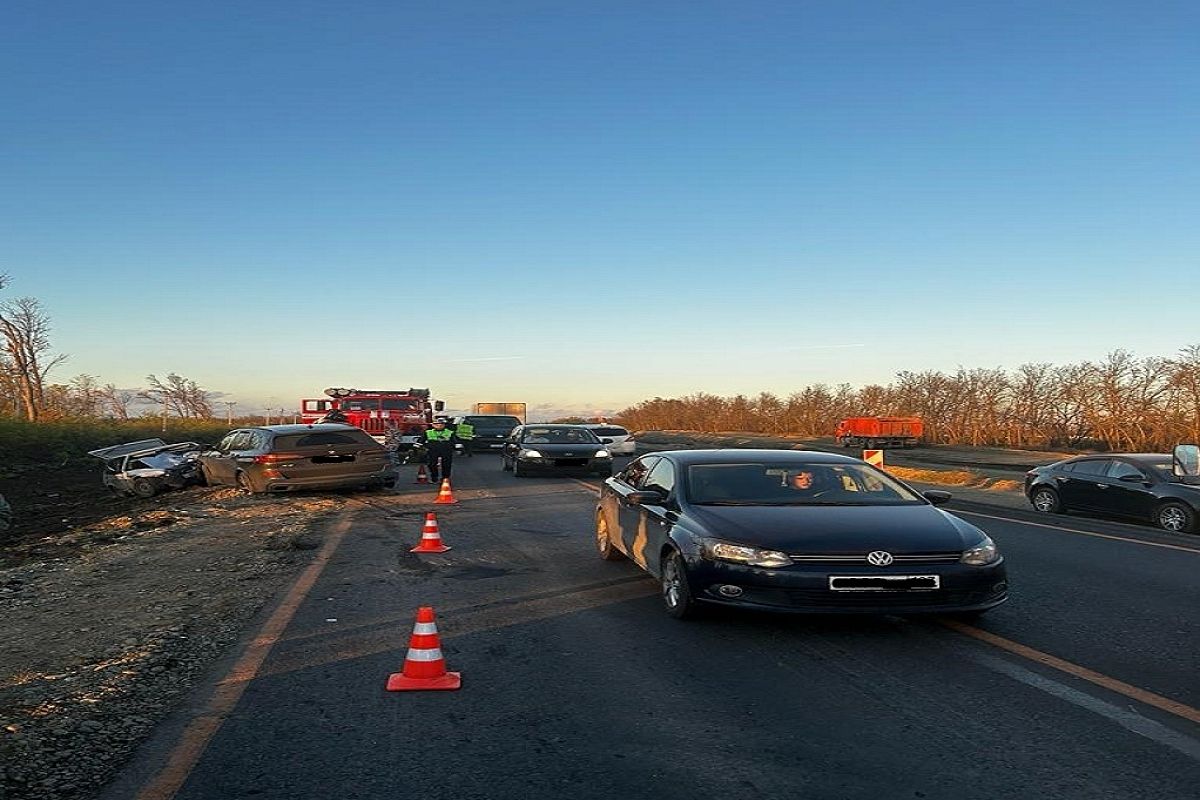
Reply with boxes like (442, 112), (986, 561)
(386, 606), (461, 691)
(434, 478), (458, 505)
(863, 449), (884, 468)
(414, 463), (430, 484)
(411, 512), (450, 553)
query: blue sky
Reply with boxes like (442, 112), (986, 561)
(2, 1), (1198, 418)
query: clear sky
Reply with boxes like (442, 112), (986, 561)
(3, 1), (1198, 419)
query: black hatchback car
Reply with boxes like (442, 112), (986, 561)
(501, 424), (614, 477)
(1024, 453), (1199, 533)
(596, 449), (1007, 619)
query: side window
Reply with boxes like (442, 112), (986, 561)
(619, 456), (660, 489)
(642, 460), (676, 496)
(1107, 461), (1146, 480)
(217, 433), (241, 452)
(1071, 460), (1112, 477)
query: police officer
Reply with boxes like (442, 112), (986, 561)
(454, 417), (475, 458)
(419, 417), (459, 483)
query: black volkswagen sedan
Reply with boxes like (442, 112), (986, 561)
(501, 424), (614, 477)
(1024, 453), (1199, 533)
(596, 450), (1007, 619)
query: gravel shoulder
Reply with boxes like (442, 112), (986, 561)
(0, 485), (347, 800)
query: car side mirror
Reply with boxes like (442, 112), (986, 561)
(923, 490), (952, 506)
(626, 489), (666, 506)
(601, 438), (614, 444)
(1118, 473), (1148, 483)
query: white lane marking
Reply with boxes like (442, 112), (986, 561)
(970, 650), (1200, 762)
(957, 510), (1200, 555)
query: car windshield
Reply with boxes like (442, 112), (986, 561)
(1145, 458), (1175, 479)
(466, 416), (522, 427)
(590, 426), (628, 437)
(521, 426), (601, 444)
(686, 462), (926, 506)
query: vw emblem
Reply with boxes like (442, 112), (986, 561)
(866, 551), (894, 566)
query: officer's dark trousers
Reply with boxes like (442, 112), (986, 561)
(426, 447), (454, 482)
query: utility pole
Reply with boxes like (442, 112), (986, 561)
(162, 398), (168, 433)
(224, 401), (236, 426)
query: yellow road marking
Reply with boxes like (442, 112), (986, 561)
(135, 514), (355, 800)
(957, 510), (1200, 554)
(942, 619), (1200, 725)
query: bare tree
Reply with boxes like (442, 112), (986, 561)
(0, 294), (68, 421)
(138, 373), (214, 419)
(98, 383), (135, 420)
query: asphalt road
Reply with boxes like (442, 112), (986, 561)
(102, 453), (1200, 800)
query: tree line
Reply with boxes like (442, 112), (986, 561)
(617, 345), (1200, 452)
(0, 274), (213, 421)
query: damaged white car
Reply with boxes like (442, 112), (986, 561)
(88, 439), (205, 498)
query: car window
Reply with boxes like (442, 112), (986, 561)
(275, 431), (375, 448)
(642, 460), (676, 495)
(217, 433), (241, 452)
(226, 431), (256, 451)
(1071, 460), (1111, 476)
(466, 416), (521, 427)
(522, 427), (600, 444)
(590, 426), (628, 437)
(619, 456), (659, 489)
(1107, 461), (1147, 480)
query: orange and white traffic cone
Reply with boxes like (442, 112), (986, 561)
(386, 606), (461, 691)
(433, 478), (457, 505)
(413, 463), (430, 484)
(410, 512), (450, 553)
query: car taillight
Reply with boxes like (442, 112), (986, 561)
(254, 453), (303, 464)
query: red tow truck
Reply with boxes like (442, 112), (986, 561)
(300, 387), (445, 448)
(835, 416), (924, 449)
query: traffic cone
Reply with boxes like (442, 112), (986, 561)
(413, 463), (429, 484)
(410, 512), (450, 553)
(433, 478), (457, 505)
(386, 606), (461, 691)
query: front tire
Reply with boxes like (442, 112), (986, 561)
(1156, 502), (1195, 533)
(595, 512), (624, 561)
(1030, 487), (1063, 514)
(661, 549), (700, 620)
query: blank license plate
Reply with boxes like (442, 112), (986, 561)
(829, 575), (940, 591)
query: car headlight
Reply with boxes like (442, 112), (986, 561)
(961, 536), (1000, 566)
(520, 449), (543, 458)
(701, 539), (792, 568)
(594, 450), (611, 458)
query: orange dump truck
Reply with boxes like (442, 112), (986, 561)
(835, 417), (924, 449)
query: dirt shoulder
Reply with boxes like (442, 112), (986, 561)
(0, 483), (346, 800)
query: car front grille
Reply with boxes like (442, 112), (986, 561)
(788, 552), (962, 565)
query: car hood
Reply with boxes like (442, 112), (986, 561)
(682, 503), (981, 553)
(87, 438), (169, 459)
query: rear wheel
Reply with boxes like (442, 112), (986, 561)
(1030, 486), (1063, 514)
(131, 478), (159, 498)
(236, 472), (261, 494)
(595, 512), (624, 561)
(661, 549), (700, 620)
(1156, 502), (1195, 533)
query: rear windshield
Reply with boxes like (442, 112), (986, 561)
(590, 426), (628, 436)
(464, 416), (522, 427)
(274, 431), (378, 448)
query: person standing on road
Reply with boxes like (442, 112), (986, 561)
(419, 417), (459, 483)
(454, 417), (475, 458)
